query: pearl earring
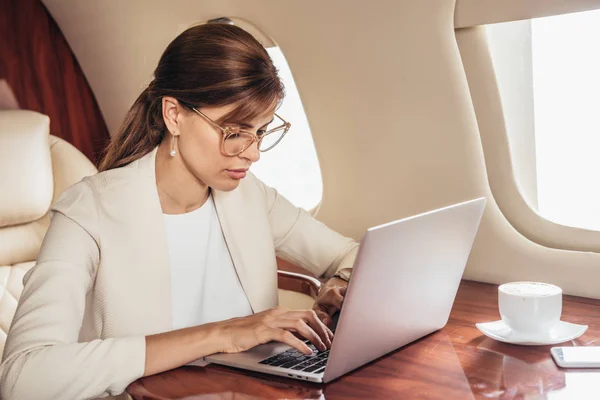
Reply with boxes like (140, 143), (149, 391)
(170, 134), (177, 157)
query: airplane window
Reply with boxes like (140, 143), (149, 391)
(531, 10), (600, 231)
(487, 10), (600, 231)
(250, 46), (323, 211)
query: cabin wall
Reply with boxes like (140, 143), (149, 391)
(485, 21), (538, 210)
(0, 0), (109, 164)
(40, 0), (600, 297)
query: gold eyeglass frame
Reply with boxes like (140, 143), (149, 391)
(181, 102), (291, 156)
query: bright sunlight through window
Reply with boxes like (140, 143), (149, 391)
(250, 47), (323, 211)
(532, 10), (600, 231)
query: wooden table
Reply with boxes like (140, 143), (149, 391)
(128, 280), (600, 399)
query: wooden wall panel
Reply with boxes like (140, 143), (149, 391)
(0, 0), (110, 164)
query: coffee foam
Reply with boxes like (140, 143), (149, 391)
(500, 282), (561, 297)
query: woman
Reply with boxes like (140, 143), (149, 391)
(0, 23), (358, 400)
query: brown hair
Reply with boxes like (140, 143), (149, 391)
(99, 23), (284, 171)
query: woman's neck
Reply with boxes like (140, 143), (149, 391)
(155, 142), (210, 214)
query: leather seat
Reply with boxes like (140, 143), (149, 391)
(0, 110), (97, 357)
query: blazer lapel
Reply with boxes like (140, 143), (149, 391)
(128, 148), (173, 334)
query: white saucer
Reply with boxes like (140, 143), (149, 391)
(475, 320), (588, 346)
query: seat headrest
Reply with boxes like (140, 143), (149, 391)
(0, 110), (53, 228)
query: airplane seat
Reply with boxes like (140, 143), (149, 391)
(0, 109), (97, 356)
(0, 110), (319, 356)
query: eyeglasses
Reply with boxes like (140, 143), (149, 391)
(181, 102), (291, 156)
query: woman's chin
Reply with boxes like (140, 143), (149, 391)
(212, 178), (242, 192)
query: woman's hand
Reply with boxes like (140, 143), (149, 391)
(313, 277), (348, 327)
(219, 307), (333, 355)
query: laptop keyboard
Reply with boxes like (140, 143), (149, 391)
(258, 341), (330, 374)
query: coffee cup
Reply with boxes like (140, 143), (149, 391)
(498, 282), (562, 335)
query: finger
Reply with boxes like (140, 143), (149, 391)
(315, 301), (335, 319)
(280, 317), (327, 351)
(331, 287), (346, 311)
(275, 329), (313, 355)
(313, 307), (330, 326)
(295, 310), (332, 349)
(319, 290), (345, 316)
(314, 302), (337, 335)
(309, 309), (334, 343)
(297, 317), (330, 351)
(313, 308), (335, 340)
(291, 328), (331, 342)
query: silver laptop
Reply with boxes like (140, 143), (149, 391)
(205, 197), (486, 383)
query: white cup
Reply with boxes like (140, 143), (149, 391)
(498, 282), (562, 335)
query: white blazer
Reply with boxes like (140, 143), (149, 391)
(0, 148), (358, 400)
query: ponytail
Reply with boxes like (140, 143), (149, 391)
(98, 87), (164, 171)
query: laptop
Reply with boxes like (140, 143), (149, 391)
(205, 197), (486, 383)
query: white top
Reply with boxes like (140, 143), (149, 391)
(163, 194), (253, 330)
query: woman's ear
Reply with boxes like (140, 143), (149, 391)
(162, 96), (182, 136)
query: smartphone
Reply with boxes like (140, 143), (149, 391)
(551, 346), (600, 368)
